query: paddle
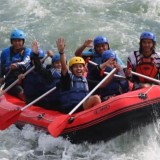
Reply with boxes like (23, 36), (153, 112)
(0, 69), (11, 88)
(88, 60), (126, 80)
(88, 60), (160, 84)
(0, 86), (57, 130)
(0, 55), (49, 97)
(131, 71), (160, 84)
(48, 68), (117, 137)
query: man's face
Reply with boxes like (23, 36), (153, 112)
(95, 43), (109, 54)
(11, 39), (24, 50)
(141, 39), (154, 56)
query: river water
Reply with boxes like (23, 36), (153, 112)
(1, 0), (160, 159)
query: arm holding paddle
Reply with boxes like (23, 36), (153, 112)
(0, 69), (11, 88)
(0, 41), (53, 97)
(89, 58), (120, 88)
(0, 86), (57, 130)
(87, 60), (126, 80)
(48, 67), (117, 137)
(125, 68), (160, 88)
(56, 37), (101, 111)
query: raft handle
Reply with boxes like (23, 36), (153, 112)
(37, 113), (45, 120)
(138, 93), (147, 100)
(68, 116), (75, 124)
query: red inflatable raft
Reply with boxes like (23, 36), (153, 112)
(0, 85), (160, 143)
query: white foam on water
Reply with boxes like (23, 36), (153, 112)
(1, 0), (160, 159)
(0, 118), (160, 159)
(9, 0), (50, 18)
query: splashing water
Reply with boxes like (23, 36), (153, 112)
(1, 0), (160, 159)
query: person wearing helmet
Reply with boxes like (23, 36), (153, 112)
(126, 31), (160, 90)
(74, 36), (125, 80)
(18, 41), (49, 104)
(89, 50), (129, 100)
(43, 53), (62, 109)
(51, 54), (61, 69)
(0, 29), (31, 100)
(56, 37), (101, 113)
(20, 41), (61, 110)
(75, 36), (109, 63)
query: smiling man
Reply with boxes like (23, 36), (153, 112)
(126, 31), (160, 90)
(0, 29), (31, 100)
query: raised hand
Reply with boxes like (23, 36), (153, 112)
(56, 37), (65, 54)
(83, 39), (93, 48)
(47, 50), (54, 58)
(32, 40), (39, 54)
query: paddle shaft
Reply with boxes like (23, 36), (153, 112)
(0, 86), (57, 131)
(0, 69), (11, 87)
(21, 86), (56, 111)
(69, 68), (117, 115)
(0, 56), (48, 96)
(88, 60), (160, 83)
(88, 60), (126, 80)
(131, 71), (160, 84)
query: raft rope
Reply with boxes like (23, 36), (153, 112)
(0, 85), (158, 123)
(21, 113), (53, 122)
(75, 85), (158, 118)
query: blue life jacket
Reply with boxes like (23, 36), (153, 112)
(0, 47), (31, 75)
(60, 74), (89, 109)
(23, 67), (49, 99)
(87, 51), (102, 79)
(0, 47), (31, 85)
(86, 49), (125, 79)
(50, 68), (61, 86)
(100, 67), (129, 97)
(44, 68), (61, 105)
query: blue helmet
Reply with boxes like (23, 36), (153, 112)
(94, 36), (109, 46)
(102, 50), (116, 62)
(10, 29), (25, 40)
(30, 49), (45, 58)
(140, 31), (156, 42)
(38, 49), (45, 58)
(52, 54), (60, 63)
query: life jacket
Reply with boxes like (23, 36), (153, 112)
(44, 68), (61, 105)
(60, 75), (89, 109)
(1, 47), (26, 71)
(87, 49), (125, 79)
(135, 57), (158, 83)
(100, 67), (121, 97)
(87, 51), (102, 79)
(50, 68), (61, 85)
(23, 68), (49, 99)
(1, 47), (31, 84)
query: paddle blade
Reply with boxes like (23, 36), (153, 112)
(48, 115), (70, 137)
(0, 110), (21, 130)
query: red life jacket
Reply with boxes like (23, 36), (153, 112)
(136, 58), (158, 83)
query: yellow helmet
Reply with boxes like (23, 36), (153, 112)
(69, 56), (85, 67)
